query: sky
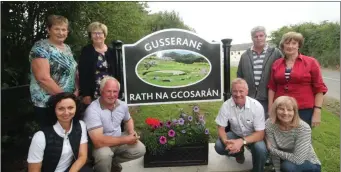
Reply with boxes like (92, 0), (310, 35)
(147, 2), (340, 44)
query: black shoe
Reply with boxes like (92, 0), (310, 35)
(111, 161), (122, 172)
(235, 153), (245, 164)
(265, 157), (272, 166)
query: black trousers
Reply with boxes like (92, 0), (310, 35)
(64, 164), (94, 172)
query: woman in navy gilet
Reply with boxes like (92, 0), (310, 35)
(27, 92), (92, 172)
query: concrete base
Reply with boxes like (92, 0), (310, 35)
(121, 143), (252, 172)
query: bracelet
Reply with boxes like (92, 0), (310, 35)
(314, 106), (322, 109)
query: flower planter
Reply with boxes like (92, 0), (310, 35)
(144, 143), (209, 168)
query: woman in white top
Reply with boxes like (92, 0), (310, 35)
(265, 96), (321, 172)
(27, 92), (92, 172)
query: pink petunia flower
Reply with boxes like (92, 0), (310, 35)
(168, 129), (176, 137)
(166, 121), (172, 128)
(159, 136), (167, 144)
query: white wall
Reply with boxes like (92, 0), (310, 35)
(230, 50), (246, 66)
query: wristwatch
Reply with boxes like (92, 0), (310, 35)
(242, 137), (247, 145)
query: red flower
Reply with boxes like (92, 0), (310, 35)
(145, 117), (161, 128)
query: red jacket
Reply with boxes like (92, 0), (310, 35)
(268, 54), (328, 109)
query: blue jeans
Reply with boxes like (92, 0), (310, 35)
(214, 132), (267, 172)
(298, 109), (313, 127)
(281, 160), (321, 172)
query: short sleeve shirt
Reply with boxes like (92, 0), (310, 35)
(27, 120), (88, 172)
(83, 99), (131, 137)
(215, 96), (265, 137)
(29, 39), (77, 107)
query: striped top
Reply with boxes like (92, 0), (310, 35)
(265, 119), (321, 172)
(285, 67), (292, 81)
(251, 45), (268, 86)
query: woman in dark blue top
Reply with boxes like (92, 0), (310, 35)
(78, 22), (119, 105)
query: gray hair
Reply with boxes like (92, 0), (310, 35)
(251, 26), (266, 37)
(99, 76), (120, 92)
(231, 78), (249, 90)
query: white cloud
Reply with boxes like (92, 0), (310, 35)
(147, 2), (340, 44)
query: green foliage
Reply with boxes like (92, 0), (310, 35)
(79, 2), (150, 45)
(146, 10), (195, 32)
(140, 106), (209, 156)
(1, 2), (194, 87)
(312, 109), (340, 172)
(269, 21), (340, 68)
(1, 1), (82, 86)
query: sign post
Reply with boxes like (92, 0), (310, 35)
(123, 29), (223, 106)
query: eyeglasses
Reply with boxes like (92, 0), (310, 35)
(92, 32), (104, 36)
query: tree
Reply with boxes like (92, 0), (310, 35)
(146, 10), (196, 32)
(1, 2), (196, 87)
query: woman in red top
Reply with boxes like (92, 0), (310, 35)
(268, 31), (328, 127)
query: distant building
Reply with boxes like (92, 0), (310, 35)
(228, 41), (277, 66)
(230, 43), (253, 63)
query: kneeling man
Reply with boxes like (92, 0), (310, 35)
(215, 78), (267, 172)
(84, 76), (145, 172)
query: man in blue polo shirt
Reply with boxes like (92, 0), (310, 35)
(83, 76), (145, 172)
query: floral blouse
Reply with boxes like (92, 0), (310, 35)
(94, 53), (109, 98)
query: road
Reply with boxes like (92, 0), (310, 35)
(322, 69), (340, 100)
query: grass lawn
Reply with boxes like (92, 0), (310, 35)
(312, 110), (340, 172)
(137, 57), (210, 86)
(131, 67), (340, 172)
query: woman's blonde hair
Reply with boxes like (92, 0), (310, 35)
(87, 22), (108, 37)
(47, 15), (69, 29)
(279, 31), (304, 50)
(269, 96), (301, 128)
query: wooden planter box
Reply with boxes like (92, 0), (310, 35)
(144, 143), (209, 168)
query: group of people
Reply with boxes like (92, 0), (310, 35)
(27, 15), (144, 172)
(26, 14), (327, 172)
(214, 26), (327, 172)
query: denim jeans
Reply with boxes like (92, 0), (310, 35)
(298, 108), (314, 127)
(281, 160), (321, 172)
(214, 132), (267, 172)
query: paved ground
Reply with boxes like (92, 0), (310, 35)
(321, 69), (340, 100)
(121, 143), (253, 172)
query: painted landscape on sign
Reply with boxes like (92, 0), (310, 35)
(136, 49), (211, 88)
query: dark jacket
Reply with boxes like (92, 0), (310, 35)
(41, 120), (82, 172)
(237, 47), (282, 101)
(78, 44), (118, 99)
